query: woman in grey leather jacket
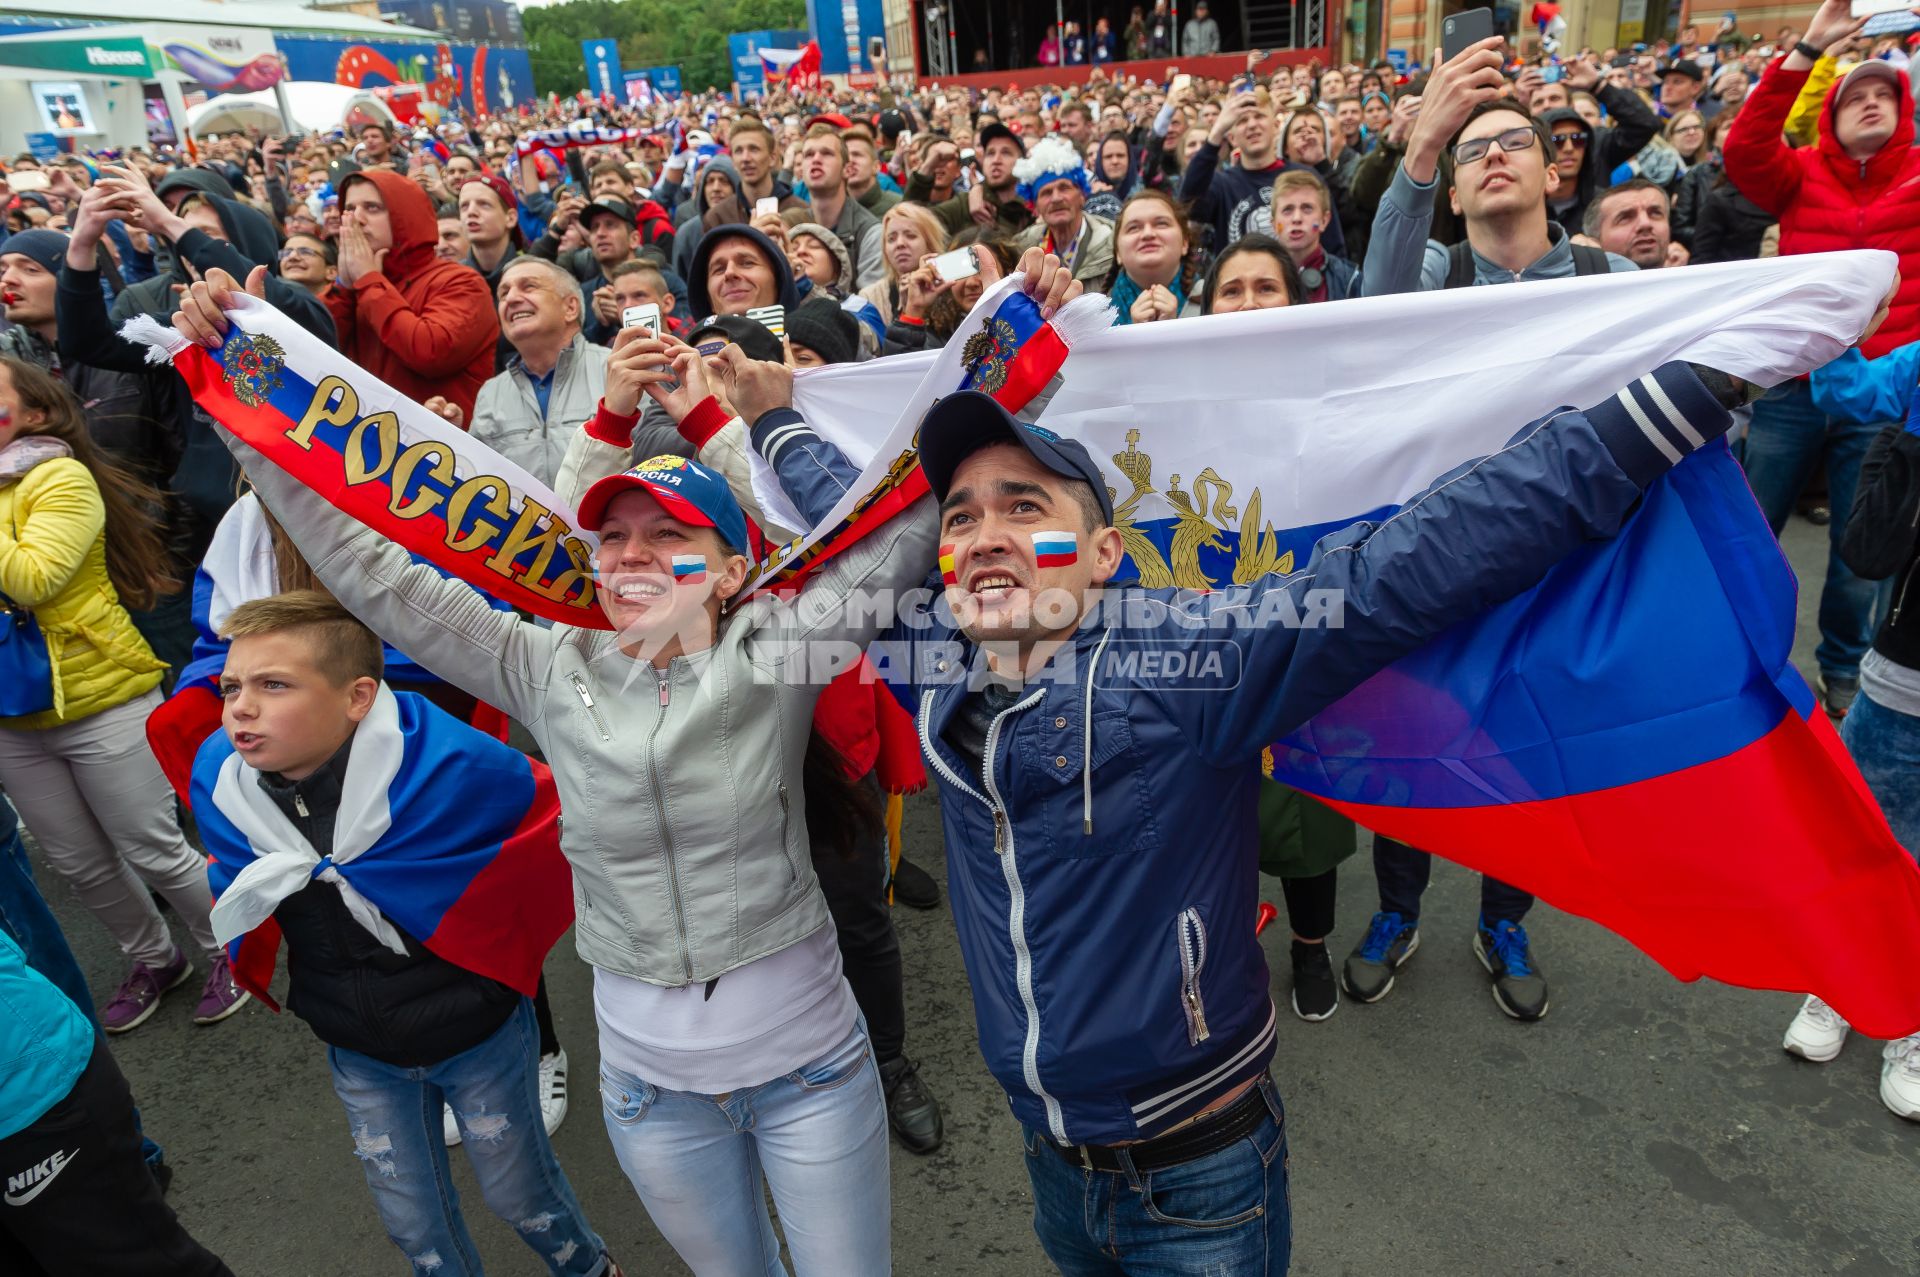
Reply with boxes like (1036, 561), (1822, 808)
(169, 267), (940, 1277)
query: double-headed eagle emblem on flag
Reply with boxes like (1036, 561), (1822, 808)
(219, 328), (286, 409)
(960, 316), (1018, 395)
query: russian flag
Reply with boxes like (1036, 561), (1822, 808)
(672, 553), (707, 583)
(1031, 531), (1078, 567)
(193, 689), (571, 1009)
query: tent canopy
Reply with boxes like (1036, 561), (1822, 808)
(186, 82), (397, 136)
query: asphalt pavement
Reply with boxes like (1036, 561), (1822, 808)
(32, 510), (1920, 1276)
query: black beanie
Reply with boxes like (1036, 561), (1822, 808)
(0, 228), (67, 275)
(785, 296), (860, 366)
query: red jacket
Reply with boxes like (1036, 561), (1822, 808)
(1724, 57), (1920, 359)
(327, 170), (500, 420)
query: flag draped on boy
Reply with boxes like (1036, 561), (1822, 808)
(194, 687), (570, 1010)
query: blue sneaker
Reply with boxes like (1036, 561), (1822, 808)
(1474, 918), (1550, 1020)
(1341, 911), (1419, 1003)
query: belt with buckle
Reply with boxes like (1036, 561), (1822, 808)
(1046, 1080), (1270, 1174)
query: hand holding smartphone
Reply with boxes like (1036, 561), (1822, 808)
(931, 247), (980, 284)
(755, 196), (780, 217)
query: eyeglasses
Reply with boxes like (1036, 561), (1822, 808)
(1673, 122), (1705, 134)
(279, 246), (321, 260)
(1552, 130), (1591, 150)
(1452, 126), (1541, 165)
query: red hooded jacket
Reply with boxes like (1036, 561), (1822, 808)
(1724, 58), (1920, 359)
(328, 170), (500, 419)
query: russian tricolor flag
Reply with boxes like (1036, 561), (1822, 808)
(672, 553), (707, 583)
(1031, 531), (1078, 567)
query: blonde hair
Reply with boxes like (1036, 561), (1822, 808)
(1270, 168), (1332, 215)
(220, 590), (384, 687)
(878, 203), (949, 283)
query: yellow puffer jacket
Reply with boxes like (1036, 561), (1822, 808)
(0, 455), (165, 730)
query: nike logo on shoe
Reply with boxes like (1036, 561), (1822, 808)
(5, 1149), (77, 1206)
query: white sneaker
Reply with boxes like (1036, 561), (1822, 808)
(1783, 994), (1850, 1062)
(442, 1103), (462, 1147)
(1882, 1035), (1920, 1121)
(539, 1049), (568, 1136)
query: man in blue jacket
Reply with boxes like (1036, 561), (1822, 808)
(724, 249), (1750, 1274)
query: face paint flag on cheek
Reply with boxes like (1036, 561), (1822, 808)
(939, 544), (960, 585)
(672, 554), (708, 584)
(1031, 530), (1078, 568)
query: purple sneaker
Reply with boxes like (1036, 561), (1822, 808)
(193, 952), (251, 1025)
(102, 948), (192, 1034)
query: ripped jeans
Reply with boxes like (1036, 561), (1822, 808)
(326, 999), (607, 1277)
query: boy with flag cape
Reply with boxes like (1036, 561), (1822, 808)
(189, 591), (620, 1277)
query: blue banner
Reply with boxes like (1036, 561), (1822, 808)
(582, 38), (622, 100)
(807, 0), (886, 76)
(648, 65), (683, 97)
(24, 131), (61, 162)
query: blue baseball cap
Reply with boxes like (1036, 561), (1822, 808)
(577, 454), (766, 558)
(918, 391), (1114, 526)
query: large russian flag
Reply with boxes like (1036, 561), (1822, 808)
(776, 254), (1920, 1038)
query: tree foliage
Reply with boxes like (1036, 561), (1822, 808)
(523, 0), (810, 99)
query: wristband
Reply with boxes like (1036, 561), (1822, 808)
(1793, 41), (1824, 63)
(895, 312), (926, 327)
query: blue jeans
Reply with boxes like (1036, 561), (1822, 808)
(1843, 690), (1920, 857)
(598, 1021), (891, 1276)
(1741, 383), (1889, 679)
(1022, 1075), (1291, 1276)
(1373, 835), (1533, 924)
(327, 999), (607, 1277)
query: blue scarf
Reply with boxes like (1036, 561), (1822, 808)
(1108, 270), (1186, 326)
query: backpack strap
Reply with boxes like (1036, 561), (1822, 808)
(1570, 243), (1612, 276)
(1443, 239), (1476, 289)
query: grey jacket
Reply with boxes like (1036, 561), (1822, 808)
(1016, 213), (1117, 286)
(1360, 164), (1637, 295)
(220, 421), (939, 988)
(468, 333), (607, 487)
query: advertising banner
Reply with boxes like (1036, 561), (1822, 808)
(583, 38), (622, 100)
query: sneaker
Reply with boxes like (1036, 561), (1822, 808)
(1341, 912), (1419, 1003)
(1882, 1035), (1920, 1121)
(1474, 918), (1550, 1020)
(1782, 994), (1850, 1063)
(192, 952), (251, 1025)
(878, 1053), (944, 1154)
(1290, 940), (1338, 1022)
(539, 1049), (569, 1136)
(442, 1103), (461, 1148)
(891, 856), (941, 910)
(1819, 672), (1859, 720)
(102, 948), (192, 1034)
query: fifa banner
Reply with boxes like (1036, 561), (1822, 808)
(122, 252), (1920, 1033)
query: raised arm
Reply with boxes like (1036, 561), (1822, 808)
(1180, 362), (1743, 762)
(170, 271), (559, 725)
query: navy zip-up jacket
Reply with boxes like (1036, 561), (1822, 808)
(752, 362), (1732, 1145)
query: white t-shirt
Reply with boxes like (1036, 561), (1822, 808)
(593, 923), (858, 1094)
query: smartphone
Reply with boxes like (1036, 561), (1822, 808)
(622, 303), (663, 334)
(747, 304), (786, 338)
(9, 171), (49, 193)
(931, 247), (980, 284)
(868, 35), (886, 62)
(755, 196), (780, 217)
(1540, 65), (1561, 83)
(1441, 7), (1496, 62)
(1171, 72), (1193, 93)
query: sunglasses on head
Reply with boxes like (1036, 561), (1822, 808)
(1452, 126), (1541, 165)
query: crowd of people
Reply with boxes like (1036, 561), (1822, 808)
(1, 0), (1918, 1271)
